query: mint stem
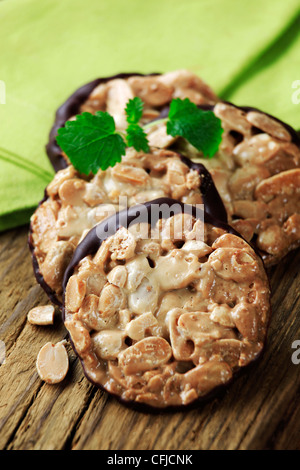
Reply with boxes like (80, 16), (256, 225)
(143, 118), (168, 130)
(117, 130), (127, 140)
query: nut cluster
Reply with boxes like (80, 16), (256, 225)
(64, 214), (270, 408)
(30, 148), (205, 300)
(178, 102), (300, 265)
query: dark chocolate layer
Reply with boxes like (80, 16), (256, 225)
(28, 190), (63, 307)
(179, 156), (227, 223)
(28, 229), (62, 307)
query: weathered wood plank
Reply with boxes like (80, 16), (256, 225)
(0, 227), (299, 450)
(0, 319), (67, 448)
(6, 352), (94, 450)
(0, 225), (46, 351)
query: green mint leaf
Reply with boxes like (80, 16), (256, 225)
(126, 123), (150, 153)
(166, 98), (223, 157)
(125, 97), (150, 151)
(125, 97), (144, 124)
(56, 111), (126, 174)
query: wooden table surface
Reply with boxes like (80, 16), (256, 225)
(0, 224), (299, 450)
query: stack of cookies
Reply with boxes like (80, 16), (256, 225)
(28, 70), (300, 409)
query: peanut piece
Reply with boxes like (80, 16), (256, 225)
(36, 341), (69, 384)
(98, 284), (126, 317)
(246, 111), (291, 142)
(118, 337), (172, 374)
(92, 330), (125, 360)
(27, 305), (55, 326)
(65, 275), (86, 313)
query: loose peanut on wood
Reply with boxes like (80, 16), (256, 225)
(36, 341), (69, 384)
(27, 305), (55, 325)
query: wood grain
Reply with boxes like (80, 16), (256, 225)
(0, 225), (299, 450)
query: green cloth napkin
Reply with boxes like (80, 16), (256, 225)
(0, 0), (299, 232)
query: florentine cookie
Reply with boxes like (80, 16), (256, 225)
(46, 70), (218, 171)
(29, 148), (226, 305)
(62, 198), (271, 409)
(163, 102), (300, 266)
(46, 69), (300, 265)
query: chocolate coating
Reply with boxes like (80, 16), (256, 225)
(179, 156), (227, 223)
(28, 191), (62, 307)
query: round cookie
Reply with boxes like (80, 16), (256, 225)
(29, 148), (226, 306)
(164, 102), (300, 266)
(46, 70), (218, 171)
(62, 198), (271, 410)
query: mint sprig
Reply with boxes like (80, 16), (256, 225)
(125, 96), (144, 124)
(126, 124), (150, 153)
(56, 111), (126, 174)
(125, 97), (150, 153)
(56, 97), (223, 175)
(167, 98), (223, 158)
